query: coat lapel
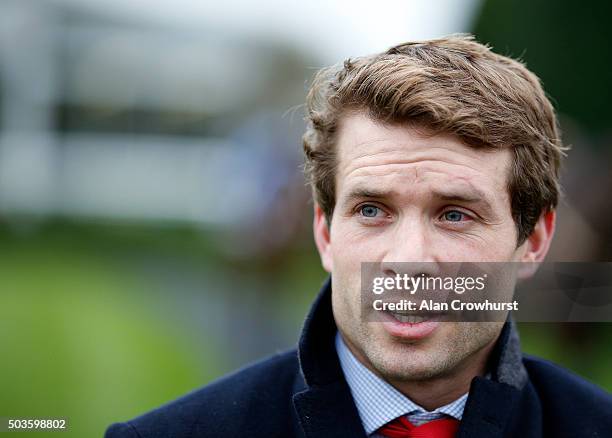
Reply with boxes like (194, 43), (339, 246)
(292, 277), (367, 438)
(458, 319), (530, 437)
(457, 377), (522, 437)
(293, 382), (367, 438)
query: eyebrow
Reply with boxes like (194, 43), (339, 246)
(435, 188), (489, 204)
(344, 188), (390, 204)
(436, 190), (496, 218)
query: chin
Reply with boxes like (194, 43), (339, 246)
(365, 340), (451, 381)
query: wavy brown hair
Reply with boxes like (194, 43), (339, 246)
(302, 34), (566, 245)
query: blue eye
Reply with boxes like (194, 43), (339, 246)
(360, 205), (380, 217)
(443, 210), (465, 222)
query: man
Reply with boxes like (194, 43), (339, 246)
(106, 35), (612, 437)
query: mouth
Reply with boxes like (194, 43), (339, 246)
(381, 310), (446, 340)
(385, 310), (447, 322)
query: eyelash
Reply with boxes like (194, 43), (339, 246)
(439, 208), (474, 224)
(356, 203), (386, 219)
(354, 204), (475, 225)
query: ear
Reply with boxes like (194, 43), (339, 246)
(517, 209), (556, 279)
(521, 209), (556, 263)
(313, 203), (333, 273)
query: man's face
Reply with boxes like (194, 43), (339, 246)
(316, 112), (530, 382)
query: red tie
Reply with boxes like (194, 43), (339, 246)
(378, 416), (459, 438)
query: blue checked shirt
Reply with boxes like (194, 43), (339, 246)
(335, 332), (468, 436)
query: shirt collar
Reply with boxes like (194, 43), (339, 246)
(335, 331), (468, 435)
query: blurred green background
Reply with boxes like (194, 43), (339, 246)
(1, 0), (611, 436)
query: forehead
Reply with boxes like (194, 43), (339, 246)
(335, 112), (511, 202)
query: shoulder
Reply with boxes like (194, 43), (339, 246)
(523, 354), (612, 405)
(105, 348), (301, 438)
(523, 354), (612, 432)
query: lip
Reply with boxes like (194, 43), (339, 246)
(380, 311), (444, 340)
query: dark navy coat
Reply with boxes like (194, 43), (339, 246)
(106, 278), (612, 437)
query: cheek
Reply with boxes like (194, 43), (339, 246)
(433, 220), (520, 261)
(332, 217), (395, 256)
(437, 239), (516, 262)
(478, 224), (520, 260)
(331, 221), (378, 262)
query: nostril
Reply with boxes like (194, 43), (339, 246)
(382, 268), (396, 277)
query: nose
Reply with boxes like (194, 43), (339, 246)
(380, 215), (440, 278)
